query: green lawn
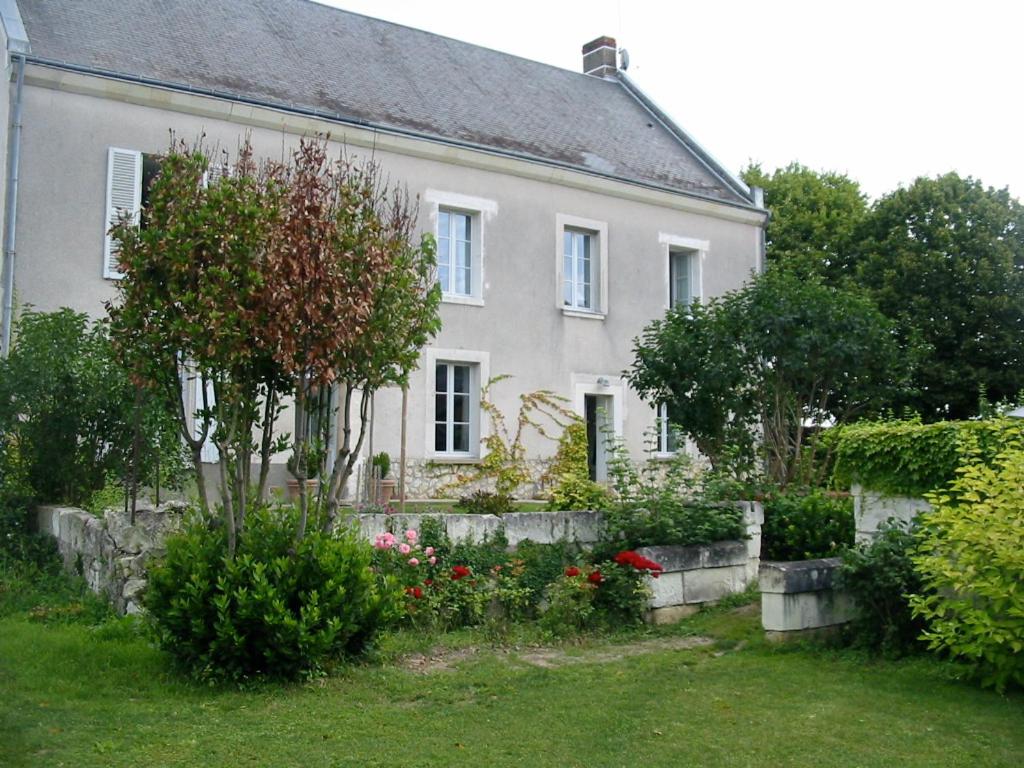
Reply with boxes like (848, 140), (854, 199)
(2, 605), (1021, 767)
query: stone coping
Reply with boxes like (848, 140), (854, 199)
(759, 557), (842, 594)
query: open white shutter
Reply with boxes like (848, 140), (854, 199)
(103, 147), (142, 279)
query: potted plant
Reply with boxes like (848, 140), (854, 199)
(286, 443), (323, 502)
(372, 451), (397, 505)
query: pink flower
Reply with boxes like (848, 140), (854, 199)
(399, 543), (411, 555)
(428, 556), (437, 565)
(405, 529), (418, 543)
(408, 557), (420, 566)
(424, 546), (435, 556)
(373, 533), (393, 550)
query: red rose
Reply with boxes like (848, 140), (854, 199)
(588, 570), (603, 584)
(564, 566), (581, 577)
(405, 586), (423, 599)
(452, 565), (471, 580)
(424, 578), (433, 587)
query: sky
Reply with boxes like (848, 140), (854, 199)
(315, 0), (1021, 202)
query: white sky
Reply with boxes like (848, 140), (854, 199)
(316, 0), (1021, 202)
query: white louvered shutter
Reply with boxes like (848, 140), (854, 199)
(103, 147), (142, 279)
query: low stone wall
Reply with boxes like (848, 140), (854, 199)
(35, 503), (186, 615)
(37, 501), (763, 619)
(639, 541), (753, 624)
(851, 484), (931, 543)
(759, 558), (855, 640)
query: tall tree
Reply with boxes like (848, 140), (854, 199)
(743, 162), (868, 282)
(854, 173), (1024, 419)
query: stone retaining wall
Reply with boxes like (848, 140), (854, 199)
(35, 503), (186, 615)
(759, 558), (854, 640)
(851, 483), (931, 543)
(37, 501), (763, 618)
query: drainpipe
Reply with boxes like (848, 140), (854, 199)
(1, 52), (25, 357)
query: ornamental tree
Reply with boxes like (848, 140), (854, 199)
(628, 266), (910, 486)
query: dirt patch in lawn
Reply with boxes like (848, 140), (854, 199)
(400, 634), (714, 673)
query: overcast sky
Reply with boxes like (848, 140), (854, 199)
(317, 0), (1021, 202)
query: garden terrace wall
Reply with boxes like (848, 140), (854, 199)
(759, 558), (854, 640)
(37, 502), (763, 617)
(851, 484), (931, 543)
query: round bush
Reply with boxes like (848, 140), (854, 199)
(910, 447), (1024, 691)
(146, 505), (401, 681)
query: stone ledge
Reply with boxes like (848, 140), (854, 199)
(759, 557), (843, 594)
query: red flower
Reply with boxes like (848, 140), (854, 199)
(588, 570), (604, 584)
(424, 579), (433, 587)
(452, 565), (471, 580)
(614, 550), (664, 573)
(405, 586), (423, 599)
(564, 566), (581, 577)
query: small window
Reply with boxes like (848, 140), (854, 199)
(563, 229), (597, 311)
(657, 403), (678, 455)
(669, 249), (695, 309)
(437, 209), (474, 297)
(434, 361), (475, 455)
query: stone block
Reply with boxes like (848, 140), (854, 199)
(740, 500), (765, 527)
(759, 558), (842, 594)
(646, 604), (700, 624)
(701, 540), (748, 569)
(636, 544), (702, 573)
(647, 571), (684, 608)
(444, 514), (501, 543)
(853, 485), (931, 543)
(745, 531), (762, 561)
(761, 590), (855, 632)
(682, 564), (746, 604)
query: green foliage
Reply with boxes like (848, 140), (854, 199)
(371, 452), (391, 479)
(0, 308), (185, 505)
(601, 447), (745, 550)
(742, 162), (868, 282)
(145, 505), (401, 681)
(832, 418), (1023, 497)
(545, 419), (611, 511)
(854, 173), (1024, 420)
(761, 488), (854, 561)
(837, 520), (926, 655)
(540, 561), (650, 635)
(628, 266), (908, 485)
(910, 447), (1024, 691)
(454, 490), (516, 516)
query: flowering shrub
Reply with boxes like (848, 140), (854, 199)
(540, 553), (655, 634)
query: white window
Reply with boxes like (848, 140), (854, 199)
(656, 403), (678, 455)
(563, 229), (596, 310)
(425, 190), (494, 306)
(425, 348), (489, 459)
(556, 214), (608, 318)
(437, 209), (474, 298)
(660, 234), (707, 310)
(434, 362), (474, 454)
(669, 249), (696, 309)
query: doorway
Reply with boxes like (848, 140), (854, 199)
(584, 394), (613, 481)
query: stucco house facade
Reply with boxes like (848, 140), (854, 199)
(0, 0), (766, 498)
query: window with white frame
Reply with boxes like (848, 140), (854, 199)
(657, 403), (679, 455)
(557, 214), (608, 316)
(669, 249), (696, 309)
(437, 208), (474, 297)
(434, 361), (475, 455)
(563, 229), (597, 310)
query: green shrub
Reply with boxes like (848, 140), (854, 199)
(910, 447), (1024, 691)
(146, 505), (401, 681)
(454, 490), (515, 516)
(546, 474), (611, 512)
(540, 559), (651, 635)
(0, 308), (187, 505)
(837, 520), (926, 655)
(761, 488), (854, 561)
(832, 418), (1023, 497)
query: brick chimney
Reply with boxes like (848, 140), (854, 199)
(582, 36), (617, 78)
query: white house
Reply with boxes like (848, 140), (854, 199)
(0, 0), (767, 497)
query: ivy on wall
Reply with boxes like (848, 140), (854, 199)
(831, 418), (1024, 497)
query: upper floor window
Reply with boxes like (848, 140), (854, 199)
(438, 209), (474, 298)
(563, 229), (596, 311)
(669, 249), (695, 309)
(556, 213), (608, 318)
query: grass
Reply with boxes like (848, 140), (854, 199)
(2, 579), (1022, 768)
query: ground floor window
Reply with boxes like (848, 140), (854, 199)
(434, 362), (474, 454)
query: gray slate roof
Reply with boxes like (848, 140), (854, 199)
(16, 0), (751, 205)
